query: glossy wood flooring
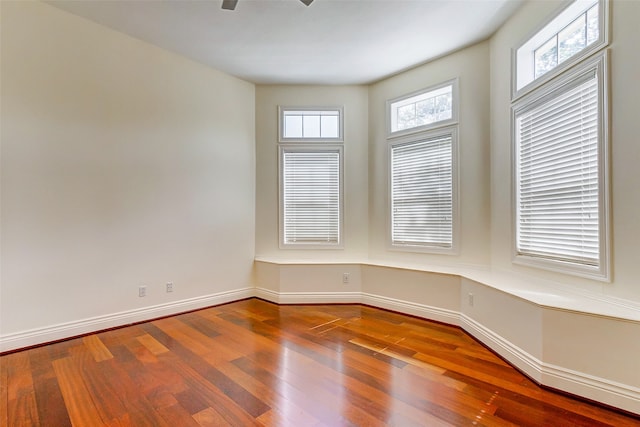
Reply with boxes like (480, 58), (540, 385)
(2, 298), (639, 426)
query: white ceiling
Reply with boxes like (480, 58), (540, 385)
(47, 0), (523, 85)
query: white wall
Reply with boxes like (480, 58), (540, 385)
(255, 85), (369, 261)
(368, 42), (492, 270)
(490, 0), (640, 303)
(0, 1), (256, 341)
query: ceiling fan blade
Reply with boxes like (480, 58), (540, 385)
(300, 0), (314, 5)
(221, 0), (238, 10)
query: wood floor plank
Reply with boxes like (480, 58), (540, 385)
(0, 355), (9, 427)
(233, 340), (459, 427)
(3, 298), (639, 426)
(141, 323), (267, 426)
(52, 357), (107, 427)
(27, 346), (73, 427)
(4, 352), (41, 426)
(32, 377), (72, 427)
(230, 355), (364, 427)
(275, 357), (390, 427)
(165, 354), (264, 426)
(174, 387), (210, 415)
(98, 325), (146, 349)
(7, 391), (40, 427)
(349, 336), (443, 372)
(216, 361), (324, 427)
(415, 349), (540, 396)
(80, 353), (132, 424)
(97, 346), (175, 427)
(326, 353), (492, 425)
(176, 313), (221, 339)
(453, 369), (640, 427)
(152, 317), (218, 356)
(6, 352), (33, 402)
(201, 334), (249, 362)
(136, 333), (169, 356)
(154, 403), (201, 427)
(192, 407), (232, 427)
(83, 335), (114, 362)
(109, 343), (165, 397)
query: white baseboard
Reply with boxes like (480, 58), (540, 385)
(256, 289), (460, 325)
(541, 362), (640, 414)
(460, 314), (640, 415)
(0, 287), (254, 353)
(362, 292), (461, 326)
(460, 314), (543, 382)
(254, 287), (281, 303)
(255, 287), (361, 304)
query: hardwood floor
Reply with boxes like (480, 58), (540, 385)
(2, 298), (638, 426)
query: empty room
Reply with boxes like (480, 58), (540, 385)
(1, 0), (640, 425)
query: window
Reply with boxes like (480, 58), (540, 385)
(388, 80), (458, 136)
(279, 107), (343, 142)
(278, 106), (344, 247)
(514, 0), (608, 98)
(534, 3), (599, 78)
(390, 127), (458, 252)
(513, 50), (609, 279)
(387, 79), (459, 254)
(280, 147), (342, 247)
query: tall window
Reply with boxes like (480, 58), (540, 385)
(512, 0), (609, 279)
(279, 107), (343, 248)
(390, 128), (457, 252)
(387, 79), (459, 253)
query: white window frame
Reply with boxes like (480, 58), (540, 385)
(278, 106), (344, 143)
(388, 126), (459, 254)
(279, 145), (344, 249)
(511, 51), (610, 280)
(387, 79), (458, 138)
(512, 0), (609, 100)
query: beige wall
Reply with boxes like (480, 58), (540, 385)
(368, 42), (492, 269)
(255, 85), (369, 260)
(0, 1), (256, 336)
(490, 0), (640, 302)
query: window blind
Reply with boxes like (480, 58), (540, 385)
(391, 134), (453, 247)
(516, 71), (599, 265)
(282, 150), (340, 245)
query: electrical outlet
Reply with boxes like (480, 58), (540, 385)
(139, 285), (147, 297)
(342, 273), (350, 284)
(468, 293), (474, 307)
(166, 282), (174, 293)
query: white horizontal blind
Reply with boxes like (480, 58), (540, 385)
(516, 71), (599, 265)
(282, 150), (340, 245)
(391, 134), (453, 247)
